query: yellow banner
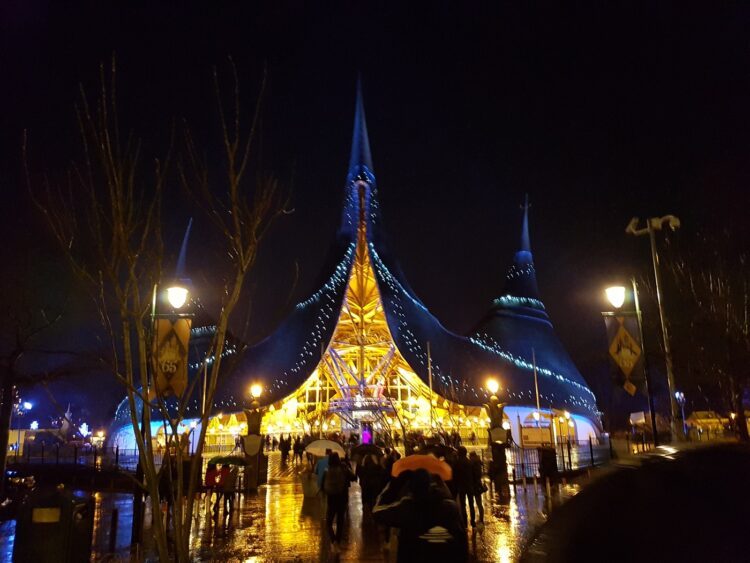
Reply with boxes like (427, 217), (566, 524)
(150, 318), (191, 400)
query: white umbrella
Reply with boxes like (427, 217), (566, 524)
(304, 439), (345, 457)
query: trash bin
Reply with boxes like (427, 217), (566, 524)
(538, 446), (559, 481)
(13, 486), (94, 563)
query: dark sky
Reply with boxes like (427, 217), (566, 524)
(2, 2), (749, 425)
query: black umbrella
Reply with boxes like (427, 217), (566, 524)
(351, 444), (383, 461)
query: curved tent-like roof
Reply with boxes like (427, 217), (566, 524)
(212, 83), (599, 424)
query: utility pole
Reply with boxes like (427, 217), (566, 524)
(626, 215), (682, 439)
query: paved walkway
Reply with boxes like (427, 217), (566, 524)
(1, 452), (582, 562)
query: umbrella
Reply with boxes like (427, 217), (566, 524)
(416, 443), (456, 459)
(351, 444), (383, 460)
(207, 455), (246, 466)
(304, 439), (345, 457)
(392, 454), (452, 481)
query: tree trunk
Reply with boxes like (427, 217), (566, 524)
(0, 373), (14, 497)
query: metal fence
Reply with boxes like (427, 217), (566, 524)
(506, 436), (611, 480)
(9, 443), (242, 472)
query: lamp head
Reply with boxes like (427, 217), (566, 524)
(501, 420), (511, 430)
(486, 378), (500, 395)
(532, 411), (540, 421)
(605, 286), (626, 309)
(22, 401), (33, 411)
(166, 284), (189, 309)
(250, 383), (263, 399)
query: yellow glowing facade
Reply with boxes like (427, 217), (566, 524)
(257, 194), (485, 440)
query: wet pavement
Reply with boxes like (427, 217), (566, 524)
(0, 452), (583, 562)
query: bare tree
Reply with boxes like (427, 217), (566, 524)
(28, 58), (284, 561)
(663, 231), (750, 442)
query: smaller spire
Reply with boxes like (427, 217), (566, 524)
(175, 218), (193, 279)
(520, 193), (531, 253)
(346, 76), (375, 185)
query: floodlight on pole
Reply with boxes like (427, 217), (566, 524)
(22, 402), (32, 411)
(486, 378), (500, 396)
(605, 286), (626, 309)
(166, 285), (189, 309)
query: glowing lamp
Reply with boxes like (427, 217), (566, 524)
(22, 402), (32, 411)
(486, 378), (500, 395)
(501, 420), (511, 430)
(568, 420), (575, 428)
(564, 410), (571, 420)
(532, 411), (541, 421)
(250, 384), (263, 399)
(605, 286), (626, 309)
(30, 421), (39, 431)
(166, 285), (189, 309)
(97, 430), (104, 438)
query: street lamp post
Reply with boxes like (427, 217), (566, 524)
(604, 280), (660, 446)
(626, 215), (682, 439)
(484, 377), (509, 493)
(132, 278), (191, 548)
(674, 391), (687, 438)
(13, 401), (32, 459)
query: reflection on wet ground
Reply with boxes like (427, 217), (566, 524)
(0, 452), (582, 561)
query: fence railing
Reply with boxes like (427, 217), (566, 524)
(505, 436), (612, 480)
(9, 443), (243, 472)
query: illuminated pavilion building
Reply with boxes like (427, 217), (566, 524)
(109, 86), (600, 451)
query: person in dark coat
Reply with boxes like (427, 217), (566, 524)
(357, 454), (387, 510)
(468, 451), (485, 529)
(321, 452), (354, 554)
(373, 468), (468, 562)
(453, 446), (474, 527)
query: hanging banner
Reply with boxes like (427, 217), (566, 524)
(150, 318), (192, 400)
(603, 315), (644, 396)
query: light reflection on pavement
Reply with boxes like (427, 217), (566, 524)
(0, 453), (582, 561)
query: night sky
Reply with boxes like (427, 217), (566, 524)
(2, 3), (749, 426)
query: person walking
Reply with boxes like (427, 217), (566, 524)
(222, 465), (239, 515)
(373, 468), (468, 562)
(468, 451), (486, 530)
(453, 446), (473, 527)
(212, 464), (229, 519)
(321, 452), (353, 553)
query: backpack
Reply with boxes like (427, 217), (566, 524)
(323, 466), (347, 495)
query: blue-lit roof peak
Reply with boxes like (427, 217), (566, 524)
(346, 77), (375, 187)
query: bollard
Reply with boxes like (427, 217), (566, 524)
(545, 477), (551, 497)
(512, 469), (517, 490)
(109, 508), (119, 553)
(522, 475), (527, 491)
(533, 476), (538, 493)
(589, 436), (595, 467)
(115, 446), (119, 469)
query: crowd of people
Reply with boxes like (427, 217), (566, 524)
(307, 440), (486, 561)
(200, 428), (488, 559)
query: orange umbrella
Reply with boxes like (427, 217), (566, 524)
(391, 454), (452, 481)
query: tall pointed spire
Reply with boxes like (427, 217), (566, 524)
(520, 193), (531, 253)
(175, 218), (193, 279)
(346, 77), (375, 185)
(499, 195), (541, 302)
